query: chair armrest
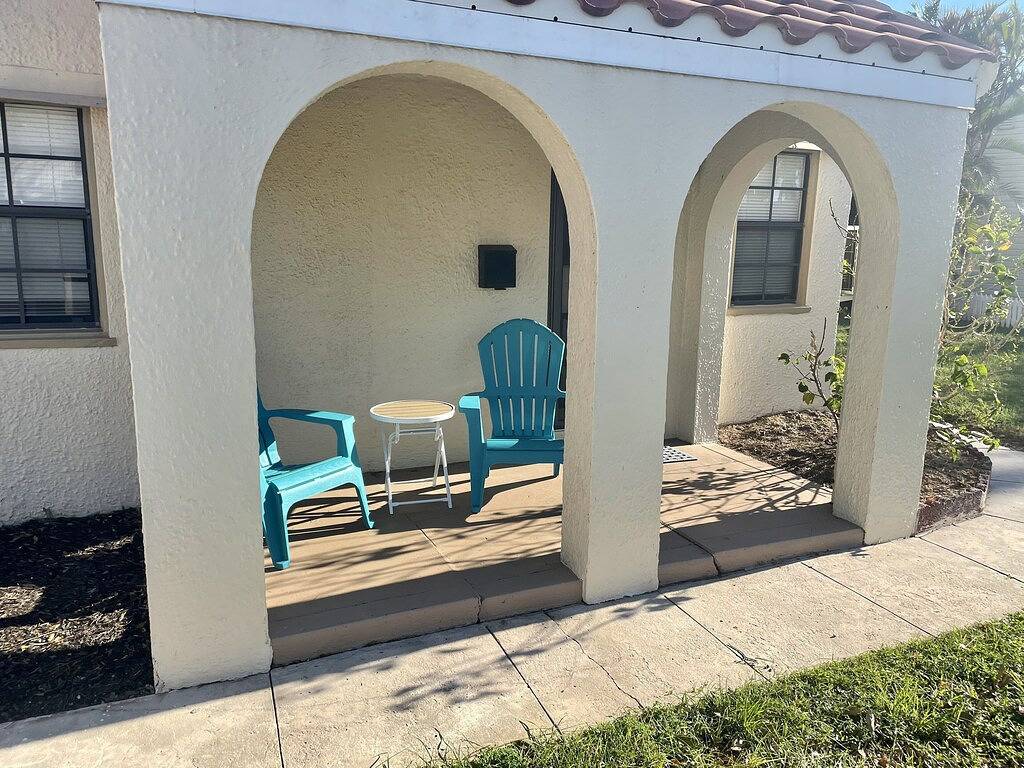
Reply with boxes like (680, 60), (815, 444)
(266, 409), (357, 458)
(458, 394), (485, 446)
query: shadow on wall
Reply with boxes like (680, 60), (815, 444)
(250, 74), (555, 473)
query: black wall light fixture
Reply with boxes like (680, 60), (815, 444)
(478, 244), (517, 290)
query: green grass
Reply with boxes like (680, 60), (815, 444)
(835, 323), (1024, 450)
(439, 613), (1024, 768)
(931, 332), (1024, 450)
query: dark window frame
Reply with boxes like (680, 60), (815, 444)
(0, 102), (100, 330)
(731, 150), (811, 306)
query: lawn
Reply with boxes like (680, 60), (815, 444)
(836, 324), (1024, 450)
(445, 612), (1024, 768)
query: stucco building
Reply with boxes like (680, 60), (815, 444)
(0, 0), (993, 690)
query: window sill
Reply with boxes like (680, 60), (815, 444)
(0, 330), (117, 349)
(727, 304), (812, 316)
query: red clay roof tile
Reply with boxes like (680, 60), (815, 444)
(506, 0), (995, 68)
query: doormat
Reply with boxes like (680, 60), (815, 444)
(663, 445), (698, 463)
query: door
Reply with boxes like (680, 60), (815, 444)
(547, 171), (570, 428)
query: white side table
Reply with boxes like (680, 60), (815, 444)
(369, 400), (455, 515)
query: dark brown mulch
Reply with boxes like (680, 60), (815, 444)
(718, 410), (990, 508)
(0, 509), (153, 723)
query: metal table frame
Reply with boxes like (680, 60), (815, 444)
(370, 402), (455, 515)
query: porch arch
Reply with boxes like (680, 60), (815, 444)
(665, 102), (906, 541)
(247, 62), (603, 658)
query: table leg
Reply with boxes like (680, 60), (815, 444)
(381, 426), (396, 515)
(437, 425), (453, 509)
(432, 428), (442, 488)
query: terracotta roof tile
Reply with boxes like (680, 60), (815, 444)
(506, 0), (995, 68)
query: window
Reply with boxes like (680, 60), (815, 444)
(731, 151), (809, 305)
(0, 102), (98, 330)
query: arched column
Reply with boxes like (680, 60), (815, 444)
(667, 101), (966, 545)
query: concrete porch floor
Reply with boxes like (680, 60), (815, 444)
(266, 442), (862, 664)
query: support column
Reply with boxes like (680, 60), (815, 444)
(559, 166), (677, 603)
(100, 6), (272, 690)
(833, 114), (967, 543)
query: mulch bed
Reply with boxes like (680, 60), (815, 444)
(718, 410), (991, 510)
(0, 509), (153, 722)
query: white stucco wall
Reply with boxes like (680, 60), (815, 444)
(0, 0), (139, 526)
(251, 75), (551, 471)
(97, 2), (968, 688)
(718, 150), (852, 424)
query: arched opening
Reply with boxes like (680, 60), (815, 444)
(660, 105), (898, 583)
(250, 70), (594, 664)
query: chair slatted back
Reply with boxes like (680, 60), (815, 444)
(256, 391), (281, 469)
(477, 319), (565, 440)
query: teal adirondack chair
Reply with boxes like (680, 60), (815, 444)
(258, 393), (372, 570)
(459, 319), (566, 513)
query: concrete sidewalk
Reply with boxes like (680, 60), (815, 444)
(3, 448), (1024, 768)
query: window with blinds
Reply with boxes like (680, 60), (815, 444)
(731, 151), (809, 306)
(0, 102), (98, 329)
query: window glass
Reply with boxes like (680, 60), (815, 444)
(9, 158), (86, 207)
(0, 218), (13, 269)
(773, 153), (806, 187)
(770, 189), (803, 222)
(730, 151), (809, 306)
(5, 104), (81, 157)
(737, 188), (771, 220)
(750, 161), (773, 187)
(0, 102), (97, 328)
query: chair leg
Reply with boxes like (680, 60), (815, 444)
(552, 463), (561, 478)
(262, 491), (291, 570)
(353, 474), (374, 529)
(469, 459), (486, 514)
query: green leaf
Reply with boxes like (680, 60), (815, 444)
(802, 392), (816, 406)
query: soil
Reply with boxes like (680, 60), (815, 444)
(718, 410), (990, 508)
(0, 509), (153, 722)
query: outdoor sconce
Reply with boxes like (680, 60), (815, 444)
(478, 244), (517, 290)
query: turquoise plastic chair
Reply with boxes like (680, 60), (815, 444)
(459, 319), (566, 513)
(258, 392), (372, 569)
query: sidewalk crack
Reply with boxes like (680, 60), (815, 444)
(920, 535), (1024, 584)
(665, 522), (723, 574)
(541, 610), (644, 709)
(659, 592), (769, 681)
(801, 562), (934, 637)
(486, 625), (561, 733)
(268, 672), (287, 768)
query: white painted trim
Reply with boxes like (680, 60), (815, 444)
(0, 66), (106, 108)
(98, 0), (979, 109)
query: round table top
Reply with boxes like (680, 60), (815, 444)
(370, 399), (456, 425)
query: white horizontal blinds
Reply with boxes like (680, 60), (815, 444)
(731, 151), (808, 305)
(732, 229), (768, 303)
(0, 219), (15, 320)
(737, 187), (771, 220)
(17, 219), (87, 270)
(773, 153), (806, 187)
(0, 101), (97, 328)
(22, 274), (92, 319)
(0, 219), (13, 269)
(9, 158), (86, 207)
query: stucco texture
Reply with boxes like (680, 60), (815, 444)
(0, 0), (102, 76)
(0, 1), (139, 525)
(251, 75), (551, 471)
(97, 3), (967, 688)
(718, 151), (852, 424)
